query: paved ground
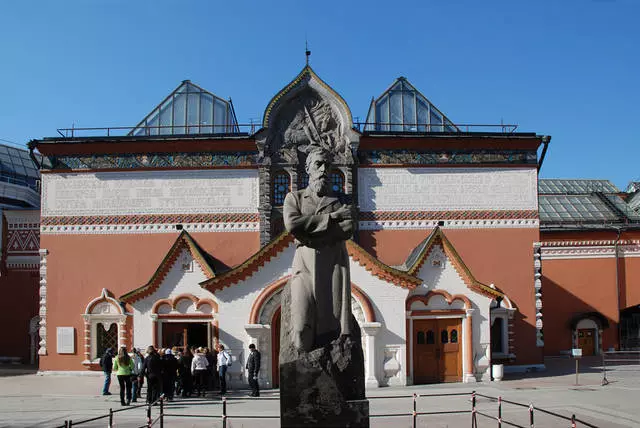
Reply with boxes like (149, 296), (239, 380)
(0, 357), (638, 427)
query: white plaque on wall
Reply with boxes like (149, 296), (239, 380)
(42, 169), (259, 217)
(358, 167), (537, 212)
(56, 327), (75, 354)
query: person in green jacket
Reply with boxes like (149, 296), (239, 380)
(113, 346), (135, 406)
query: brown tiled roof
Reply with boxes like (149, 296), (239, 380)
(402, 227), (504, 299)
(121, 231), (216, 304)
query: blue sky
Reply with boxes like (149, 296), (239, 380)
(1, 0), (638, 189)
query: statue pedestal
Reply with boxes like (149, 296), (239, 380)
(279, 282), (368, 427)
(279, 344), (369, 427)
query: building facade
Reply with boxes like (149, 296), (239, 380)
(27, 67), (640, 387)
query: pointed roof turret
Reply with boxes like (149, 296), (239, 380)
(365, 77), (458, 132)
(130, 80), (239, 136)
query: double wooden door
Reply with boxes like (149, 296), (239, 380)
(413, 318), (462, 384)
(577, 328), (596, 356)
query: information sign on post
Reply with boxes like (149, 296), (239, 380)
(571, 348), (582, 385)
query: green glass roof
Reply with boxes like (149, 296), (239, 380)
(365, 77), (457, 132)
(538, 179), (619, 194)
(0, 144), (40, 191)
(130, 80), (238, 136)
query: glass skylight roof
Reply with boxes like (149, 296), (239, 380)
(365, 77), (458, 132)
(538, 179), (619, 194)
(539, 195), (620, 222)
(130, 81), (239, 136)
(0, 144), (40, 191)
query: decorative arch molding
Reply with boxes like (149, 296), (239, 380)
(151, 293), (219, 315)
(249, 277), (377, 325)
(82, 289), (128, 367)
(406, 290), (472, 311)
(85, 288), (125, 315)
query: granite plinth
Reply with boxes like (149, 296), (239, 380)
(279, 281), (368, 427)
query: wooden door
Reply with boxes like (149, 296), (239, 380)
(577, 329), (595, 356)
(413, 318), (462, 384)
(439, 319), (462, 382)
(413, 319), (439, 384)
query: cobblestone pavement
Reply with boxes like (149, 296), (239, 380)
(0, 357), (638, 427)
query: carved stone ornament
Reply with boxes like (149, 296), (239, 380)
(256, 66), (360, 166)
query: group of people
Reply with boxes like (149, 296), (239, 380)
(100, 343), (261, 406)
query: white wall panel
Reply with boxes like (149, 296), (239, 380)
(42, 169), (259, 217)
(358, 167), (537, 212)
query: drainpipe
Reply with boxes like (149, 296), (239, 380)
(614, 227), (622, 350)
(537, 135), (551, 172)
(27, 139), (41, 169)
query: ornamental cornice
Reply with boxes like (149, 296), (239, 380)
(359, 219), (539, 230)
(540, 244), (640, 260)
(44, 151), (258, 171)
(41, 222), (259, 235)
(359, 149), (537, 166)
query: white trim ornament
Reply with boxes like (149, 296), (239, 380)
(38, 249), (49, 356)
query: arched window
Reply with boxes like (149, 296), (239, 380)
(426, 330), (435, 344)
(441, 330), (449, 344)
(491, 318), (504, 353)
(417, 331), (425, 345)
(96, 323), (118, 357)
(299, 172), (309, 190)
(450, 329), (458, 343)
(273, 171), (291, 206)
(330, 170), (345, 193)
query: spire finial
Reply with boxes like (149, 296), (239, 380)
(305, 39), (311, 66)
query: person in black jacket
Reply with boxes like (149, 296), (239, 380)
(161, 349), (178, 401)
(100, 348), (114, 396)
(178, 347), (194, 397)
(245, 344), (261, 397)
(140, 346), (162, 404)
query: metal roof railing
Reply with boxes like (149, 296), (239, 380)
(54, 123), (521, 139)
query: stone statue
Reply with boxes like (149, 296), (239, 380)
(279, 147), (368, 427)
(283, 148), (354, 352)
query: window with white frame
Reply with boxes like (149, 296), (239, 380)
(490, 300), (515, 358)
(82, 289), (126, 362)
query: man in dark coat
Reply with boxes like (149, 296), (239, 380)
(140, 346), (163, 404)
(245, 343), (261, 397)
(161, 349), (178, 400)
(100, 348), (114, 395)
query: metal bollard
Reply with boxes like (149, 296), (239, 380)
(108, 408), (113, 428)
(602, 352), (609, 386)
(529, 404), (534, 428)
(222, 397), (227, 428)
(471, 391), (477, 428)
(498, 396), (502, 428)
(412, 393), (417, 428)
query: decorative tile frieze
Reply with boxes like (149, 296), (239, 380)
(360, 210), (538, 222)
(359, 149), (537, 166)
(41, 213), (259, 226)
(44, 152), (258, 171)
